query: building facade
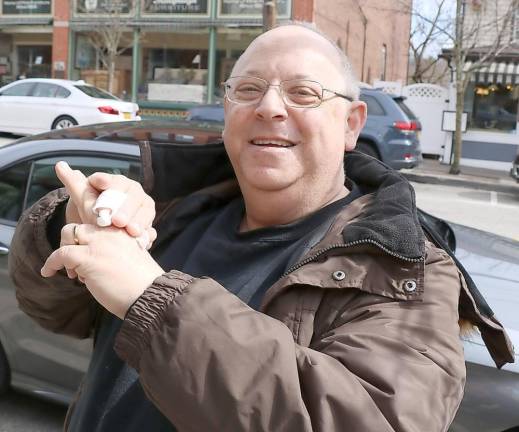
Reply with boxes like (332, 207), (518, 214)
(451, 0), (519, 170)
(0, 0), (411, 115)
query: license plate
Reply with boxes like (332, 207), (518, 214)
(123, 112), (131, 120)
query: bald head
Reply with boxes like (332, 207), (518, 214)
(231, 23), (360, 100)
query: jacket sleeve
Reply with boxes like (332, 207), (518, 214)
(114, 246), (466, 432)
(8, 188), (97, 339)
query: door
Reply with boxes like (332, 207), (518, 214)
(0, 153), (141, 401)
(0, 81), (36, 133)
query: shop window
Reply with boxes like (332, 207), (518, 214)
(139, 30), (211, 103)
(466, 82), (518, 133)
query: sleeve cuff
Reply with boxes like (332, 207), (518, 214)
(114, 270), (194, 370)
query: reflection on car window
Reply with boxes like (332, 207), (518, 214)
(0, 161), (30, 222)
(74, 85), (118, 100)
(360, 95), (386, 116)
(25, 156), (141, 210)
(2, 82), (34, 97)
(32, 83), (60, 98)
(56, 86), (71, 98)
(394, 98), (418, 120)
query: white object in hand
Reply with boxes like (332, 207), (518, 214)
(92, 189), (127, 227)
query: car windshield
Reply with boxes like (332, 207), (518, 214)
(393, 97), (418, 120)
(74, 85), (118, 100)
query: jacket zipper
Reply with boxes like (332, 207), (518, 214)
(281, 238), (424, 278)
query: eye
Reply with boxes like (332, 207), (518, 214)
(287, 86), (319, 97)
(235, 84), (263, 94)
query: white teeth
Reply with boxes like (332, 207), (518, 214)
(251, 139), (293, 147)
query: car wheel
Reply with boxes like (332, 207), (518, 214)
(356, 141), (380, 160)
(0, 342), (10, 395)
(52, 115), (78, 130)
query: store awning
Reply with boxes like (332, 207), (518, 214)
(465, 61), (519, 84)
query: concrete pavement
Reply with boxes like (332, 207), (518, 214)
(402, 158), (519, 195)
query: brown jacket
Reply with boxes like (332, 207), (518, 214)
(9, 147), (513, 431)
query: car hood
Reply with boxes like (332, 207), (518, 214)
(452, 222), (519, 371)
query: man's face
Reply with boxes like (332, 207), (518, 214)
(223, 26), (366, 203)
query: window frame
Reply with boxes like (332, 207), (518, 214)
(0, 150), (141, 227)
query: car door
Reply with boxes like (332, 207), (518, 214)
(0, 153), (141, 402)
(25, 83), (66, 133)
(0, 82), (36, 134)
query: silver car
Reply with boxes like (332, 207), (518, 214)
(0, 121), (517, 431)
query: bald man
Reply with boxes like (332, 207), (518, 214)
(12, 24), (479, 431)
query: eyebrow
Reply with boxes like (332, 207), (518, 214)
(239, 71), (315, 81)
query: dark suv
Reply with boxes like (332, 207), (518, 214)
(185, 89), (422, 170)
(358, 88), (422, 169)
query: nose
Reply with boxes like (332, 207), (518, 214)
(254, 86), (288, 122)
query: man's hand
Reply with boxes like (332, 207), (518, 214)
(41, 223), (164, 319)
(55, 161), (157, 239)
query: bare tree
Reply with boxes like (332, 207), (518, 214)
(408, 0), (452, 84)
(448, 0), (518, 174)
(76, 0), (137, 94)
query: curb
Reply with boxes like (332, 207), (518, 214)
(402, 172), (519, 195)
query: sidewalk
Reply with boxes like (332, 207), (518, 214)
(401, 158), (519, 194)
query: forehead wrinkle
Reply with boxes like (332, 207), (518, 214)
(232, 28), (345, 87)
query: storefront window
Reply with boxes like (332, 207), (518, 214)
(138, 30), (210, 104)
(466, 82), (519, 133)
(212, 27), (261, 102)
(218, 0), (290, 18)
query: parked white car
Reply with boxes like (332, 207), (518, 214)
(0, 78), (140, 135)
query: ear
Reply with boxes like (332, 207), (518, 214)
(344, 101), (367, 152)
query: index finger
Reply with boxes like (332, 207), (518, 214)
(55, 161), (99, 210)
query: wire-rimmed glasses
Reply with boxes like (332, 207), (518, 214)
(222, 76), (354, 108)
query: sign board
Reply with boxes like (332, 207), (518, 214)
(219, 0), (290, 17)
(2, 0), (51, 14)
(76, 0), (131, 14)
(143, 0), (208, 14)
(442, 110), (468, 132)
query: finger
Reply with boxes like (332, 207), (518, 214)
(111, 183), (153, 229)
(87, 172), (119, 191)
(60, 223), (97, 247)
(121, 202), (155, 236)
(66, 269), (78, 279)
(146, 227), (157, 250)
(56, 162), (99, 221)
(41, 245), (89, 278)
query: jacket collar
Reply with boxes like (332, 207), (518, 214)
(142, 140), (425, 262)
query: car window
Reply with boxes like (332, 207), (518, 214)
(25, 156), (141, 210)
(359, 95), (386, 116)
(32, 83), (60, 98)
(74, 85), (118, 100)
(56, 86), (71, 98)
(393, 97), (418, 120)
(1, 82), (34, 97)
(0, 161), (31, 222)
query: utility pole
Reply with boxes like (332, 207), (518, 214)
(263, 0), (277, 32)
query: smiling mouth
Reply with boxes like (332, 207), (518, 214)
(249, 138), (296, 148)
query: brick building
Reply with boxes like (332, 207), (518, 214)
(0, 0), (411, 111)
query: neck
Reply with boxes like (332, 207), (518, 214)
(239, 184), (349, 232)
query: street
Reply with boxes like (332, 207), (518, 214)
(411, 182), (519, 241)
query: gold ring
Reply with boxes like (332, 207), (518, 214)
(73, 224), (80, 245)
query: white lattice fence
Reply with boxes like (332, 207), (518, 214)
(402, 84), (449, 156)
